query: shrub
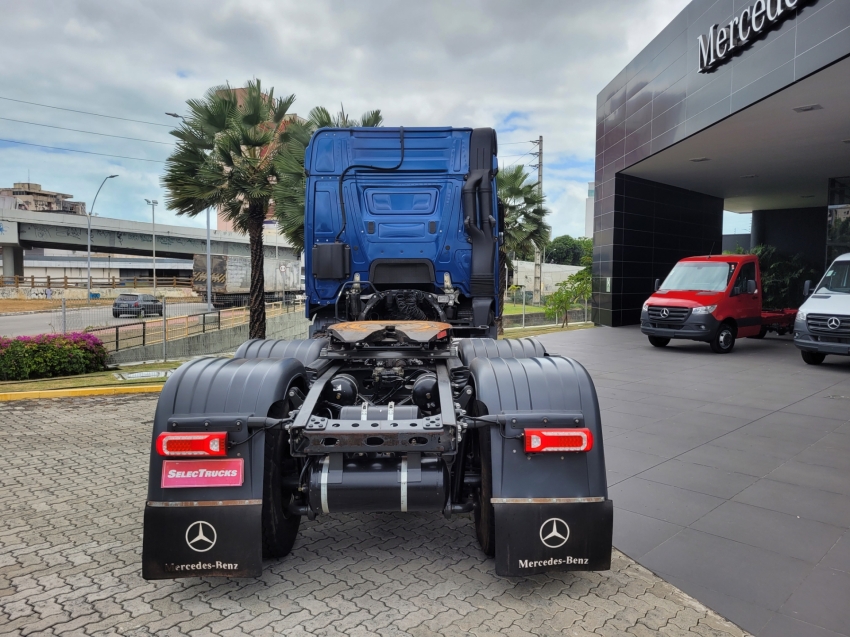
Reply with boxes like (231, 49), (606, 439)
(0, 333), (108, 381)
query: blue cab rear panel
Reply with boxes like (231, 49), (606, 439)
(303, 127), (500, 325)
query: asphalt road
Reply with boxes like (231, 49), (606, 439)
(0, 302), (211, 337)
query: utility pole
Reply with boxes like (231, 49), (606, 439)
(145, 199), (158, 296)
(532, 135), (543, 305)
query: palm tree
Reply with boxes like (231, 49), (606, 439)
(273, 106), (383, 251)
(162, 80), (295, 339)
(496, 164), (551, 330)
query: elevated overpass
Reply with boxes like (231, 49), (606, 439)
(0, 207), (297, 277)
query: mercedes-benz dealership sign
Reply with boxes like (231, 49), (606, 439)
(698, 0), (808, 73)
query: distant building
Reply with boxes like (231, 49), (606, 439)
(584, 182), (594, 238)
(0, 183), (86, 215)
(512, 261), (583, 296)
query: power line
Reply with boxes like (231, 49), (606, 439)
(0, 138), (165, 163)
(503, 150), (535, 169)
(0, 96), (173, 127)
(500, 140), (536, 145)
(0, 116), (173, 145)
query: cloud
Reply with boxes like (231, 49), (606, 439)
(0, 0), (691, 239)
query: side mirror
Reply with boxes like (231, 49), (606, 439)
(803, 280), (811, 297)
(654, 278), (660, 291)
(746, 280), (757, 295)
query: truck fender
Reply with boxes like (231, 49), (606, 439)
(234, 338), (328, 366)
(142, 356), (306, 579)
(456, 337), (546, 366)
(468, 356), (612, 575)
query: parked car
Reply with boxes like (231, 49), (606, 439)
(794, 252), (850, 365)
(640, 254), (797, 353)
(113, 294), (163, 318)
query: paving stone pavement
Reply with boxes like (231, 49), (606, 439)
(0, 396), (749, 636)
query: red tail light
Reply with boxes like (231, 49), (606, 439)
(156, 432), (227, 457)
(134, 302), (140, 307)
(524, 428), (593, 453)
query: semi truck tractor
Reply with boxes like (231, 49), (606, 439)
(142, 127), (613, 579)
(641, 254), (797, 353)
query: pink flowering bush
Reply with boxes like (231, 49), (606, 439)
(0, 333), (108, 381)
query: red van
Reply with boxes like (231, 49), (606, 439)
(640, 255), (796, 353)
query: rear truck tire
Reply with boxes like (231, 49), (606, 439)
(473, 425), (496, 557)
(648, 336), (670, 347)
(456, 337), (546, 366)
(468, 356), (613, 576)
(234, 338), (329, 367)
(261, 410), (301, 559)
(142, 355), (306, 580)
(750, 326), (768, 339)
(112, 311), (119, 318)
(710, 322), (736, 354)
(801, 351), (826, 365)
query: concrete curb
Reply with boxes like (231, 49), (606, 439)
(0, 384), (163, 402)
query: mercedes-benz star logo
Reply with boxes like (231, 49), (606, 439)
(185, 521), (217, 552)
(659, 308), (670, 319)
(539, 518), (570, 549)
(828, 317), (841, 330)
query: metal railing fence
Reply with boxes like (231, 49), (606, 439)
(0, 275), (193, 289)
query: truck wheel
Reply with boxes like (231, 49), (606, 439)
(710, 322), (736, 354)
(262, 415), (301, 559)
(648, 336), (670, 347)
(801, 351), (826, 365)
(473, 426), (496, 557)
(750, 326), (768, 339)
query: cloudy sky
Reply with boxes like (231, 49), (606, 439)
(1, 0), (726, 240)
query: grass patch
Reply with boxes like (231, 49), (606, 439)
(502, 303), (546, 315)
(0, 360), (181, 393)
(0, 299), (114, 314)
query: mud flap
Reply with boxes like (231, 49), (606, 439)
(494, 500), (613, 576)
(142, 501), (262, 579)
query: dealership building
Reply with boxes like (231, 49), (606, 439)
(592, 0), (850, 326)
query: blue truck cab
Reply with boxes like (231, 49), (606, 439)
(304, 127), (501, 337)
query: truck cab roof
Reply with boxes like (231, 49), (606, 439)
(678, 254), (756, 264)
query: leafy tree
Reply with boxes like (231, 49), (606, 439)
(750, 244), (821, 309)
(547, 234), (593, 265)
(162, 80), (295, 339)
(273, 106), (383, 252)
(545, 264), (591, 327)
(496, 164), (551, 331)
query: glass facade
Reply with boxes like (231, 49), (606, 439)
(827, 177), (850, 264)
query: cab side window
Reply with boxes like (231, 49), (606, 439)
(733, 263), (756, 295)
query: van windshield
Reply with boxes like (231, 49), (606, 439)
(660, 262), (736, 292)
(815, 262), (850, 294)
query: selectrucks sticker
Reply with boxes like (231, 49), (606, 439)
(161, 459), (244, 488)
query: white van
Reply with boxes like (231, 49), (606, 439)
(794, 252), (850, 364)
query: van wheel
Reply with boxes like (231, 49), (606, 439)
(750, 326), (768, 339)
(801, 351), (826, 365)
(710, 322), (736, 354)
(648, 336), (670, 347)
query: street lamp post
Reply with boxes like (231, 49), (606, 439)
(87, 175), (118, 304)
(206, 207), (212, 312)
(145, 199), (158, 296)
